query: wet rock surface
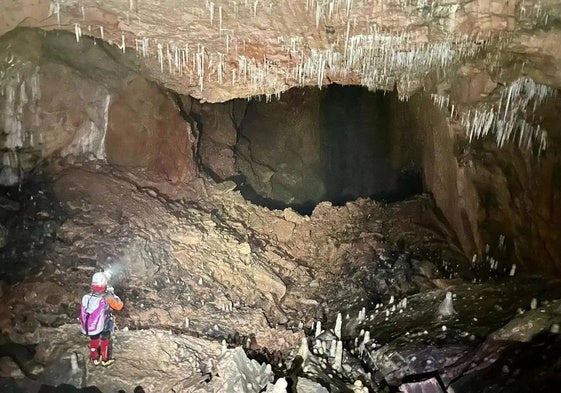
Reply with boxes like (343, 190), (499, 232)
(1, 164), (560, 392)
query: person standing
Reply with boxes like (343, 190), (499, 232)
(80, 271), (123, 366)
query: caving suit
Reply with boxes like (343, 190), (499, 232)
(81, 290), (123, 363)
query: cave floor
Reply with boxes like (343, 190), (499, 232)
(1, 163), (560, 392)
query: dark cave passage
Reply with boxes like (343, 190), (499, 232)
(198, 85), (423, 214)
(319, 84), (423, 206)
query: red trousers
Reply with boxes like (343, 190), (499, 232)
(89, 334), (112, 361)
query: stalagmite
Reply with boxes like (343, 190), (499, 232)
(315, 321), (322, 337)
(438, 291), (456, 317)
(296, 337), (309, 362)
(530, 298), (538, 310)
(358, 307), (365, 321)
(363, 331), (370, 345)
(333, 340), (343, 370)
(334, 313), (342, 339)
(268, 378), (288, 393)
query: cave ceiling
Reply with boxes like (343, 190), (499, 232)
(1, 0), (560, 104)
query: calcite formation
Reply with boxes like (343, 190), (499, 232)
(1, 0), (559, 101)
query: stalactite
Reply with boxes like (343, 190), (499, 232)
(47, 0), (527, 102)
(432, 78), (555, 152)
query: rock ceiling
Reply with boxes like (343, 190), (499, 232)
(2, 0), (560, 103)
(2, 0), (560, 153)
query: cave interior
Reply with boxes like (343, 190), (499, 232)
(1, 1), (561, 392)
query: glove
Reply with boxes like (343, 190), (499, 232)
(106, 286), (114, 294)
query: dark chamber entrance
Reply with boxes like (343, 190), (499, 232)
(228, 85), (423, 214)
(320, 84), (422, 206)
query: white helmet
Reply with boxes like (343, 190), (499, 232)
(92, 272), (108, 287)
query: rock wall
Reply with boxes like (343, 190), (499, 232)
(0, 29), (115, 184)
(192, 99), (242, 180)
(236, 88), (325, 208)
(233, 86), (421, 209)
(0, 29), (198, 186)
(410, 93), (480, 260)
(105, 77), (198, 183)
(412, 90), (561, 276)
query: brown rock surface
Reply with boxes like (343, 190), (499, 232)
(1, 0), (560, 102)
(106, 76), (198, 183)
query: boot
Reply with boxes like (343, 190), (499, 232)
(100, 338), (114, 366)
(89, 338), (100, 365)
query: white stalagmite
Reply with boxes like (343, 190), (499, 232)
(358, 307), (366, 320)
(315, 321), (322, 337)
(296, 337), (309, 362)
(509, 264), (516, 276)
(333, 340), (343, 370)
(266, 378), (288, 393)
(334, 313), (342, 339)
(530, 298), (538, 310)
(363, 331), (370, 344)
(438, 291), (456, 317)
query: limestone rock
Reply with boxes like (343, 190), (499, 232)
(296, 378), (329, 393)
(489, 301), (561, 342)
(105, 77), (198, 183)
(213, 347), (274, 393)
(0, 356), (24, 379)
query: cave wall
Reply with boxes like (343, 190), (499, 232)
(105, 77), (198, 183)
(412, 88), (561, 276)
(235, 88), (325, 208)
(191, 99), (245, 180)
(410, 94), (481, 259)
(0, 29), (198, 185)
(0, 29), (115, 184)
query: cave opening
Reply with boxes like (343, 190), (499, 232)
(197, 85), (423, 214)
